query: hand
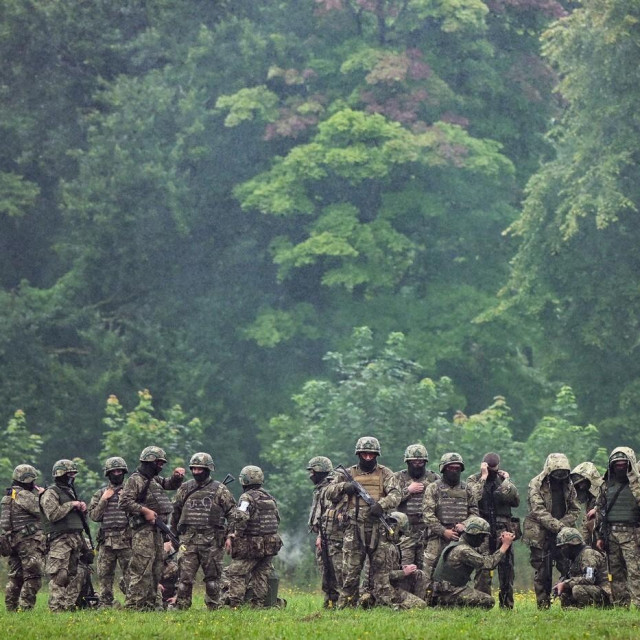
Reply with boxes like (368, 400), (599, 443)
(402, 564), (417, 576)
(554, 581), (565, 595)
(315, 536), (322, 550)
(74, 501), (87, 513)
(586, 508), (597, 520)
(369, 502), (384, 518)
(141, 506), (157, 523)
(481, 462), (489, 480)
(500, 531), (515, 545)
(454, 522), (466, 533)
(498, 470), (510, 479)
(343, 482), (358, 497)
(102, 488), (115, 501)
(163, 541), (174, 554)
(407, 482), (425, 495)
(596, 538), (605, 552)
(225, 537), (233, 555)
(35, 485), (45, 495)
(173, 467), (186, 478)
(444, 529), (459, 541)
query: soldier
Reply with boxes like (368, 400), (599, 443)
(394, 444), (439, 570)
(87, 456), (132, 608)
(553, 527), (611, 608)
(118, 446), (185, 611)
(0, 465), (46, 611)
(522, 452), (580, 609)
(423, 453), (478, 583)
(431, 516), (515, 608)
(172, 452), (236, 610)
(325, 436), (401, 608)
(466, 452), (520, 609)
(40, 459), (92, 612)
(570, 461), (603, 548)
(224, 465), (283, 607)
(594, 447), (640, 608)
(307, 455), (344, 608)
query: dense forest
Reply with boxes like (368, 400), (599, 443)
(1, 0), (639, 532)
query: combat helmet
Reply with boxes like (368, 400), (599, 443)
(103, 457), (128, 476)
(355, 436), (381, 456)
(139, 446), (167, 463)
(239, 465), (264, 486)
(463, 516), (491, 536)
(52, 459), (78, 477)
(306, 456), (333, 473)
(556, 527), (584, 546)
(387, 511), (410, 534)
(439, 452), (465, 472)
(404, 444), (428, 462)
(189, 452), (215, 471)
(12, 464), (39, 483)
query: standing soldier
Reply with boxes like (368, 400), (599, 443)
(40, 459), (91, 612)
(0, 465), (46, 611)
(394, 444), (439, 569)
(522, 452), (580, 609)
(224, 465), (283, 607)
(325, 436), (401, 608)
(172, 452), (236, 610)
(119, 446), (185, 611)
(88, 456), (132, 608)
(423, 453), (478, 583)
(307, 456), (344, 608)
(570, 461), (603, 548)
(594, 447), (640, 608)
(467, 452), (520, 609)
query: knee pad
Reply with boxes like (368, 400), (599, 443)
(54, 569), (69, 587)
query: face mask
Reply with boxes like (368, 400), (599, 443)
(550, 470), (569, 482)
(108, 472), (124, 486)
(562, 545), (582, 561)
(359, 457), (377, 473)
(443, 469), (461, 486)
(192, 469), (210, 483)
(575, 487), (589, 504)
(466, 534), (485, 548)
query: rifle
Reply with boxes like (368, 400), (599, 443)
(155, 517), (182, 551)
(318, 519), (337, 599)
(77, 565), (100, 608)
(69, 483), (96, 559)
(334, 465), (394, 536)
(222, 473), (235, 486)
(551, 573), (569, 600)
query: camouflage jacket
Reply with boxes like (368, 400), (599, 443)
(388, 534), (422, 583)
(422, 480), (479, 539)
(88, 483), (131, 549)
(466, 471), (519, 523)
(40, 483), (83, 525)
(563, 546), (610, 596)
(118, 469), (183, 524)
(308, 473), (346, 540)
(394, 468), (440, 526)
(571, 461), (603, 545)
(523, 453), (580, 548)
(434, 540), (506, 589)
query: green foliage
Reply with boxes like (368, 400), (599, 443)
(0, 172), (39, 218)
(0, 410), (43, 482)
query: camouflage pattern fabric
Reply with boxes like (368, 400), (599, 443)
(5, 532), (46, 611)
(387, 534), (428, 608)
(559, 546), (611, 608)
(571, 461), (603, 546)
(226, 556), (274, 607)
(160, 555), (179, 606)
(45, 532), (85, 612)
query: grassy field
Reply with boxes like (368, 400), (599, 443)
(0, 590), (636, 639)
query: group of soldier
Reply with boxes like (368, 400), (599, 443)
(2, 436), (640, 613)
(0, 446), (282, 612)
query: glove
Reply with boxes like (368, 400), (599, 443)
(81, 549), (95, 565)
(343, 482), (358, 497)
(369, 502), (384, 518)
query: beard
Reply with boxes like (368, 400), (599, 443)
(408, 463), (425, 480)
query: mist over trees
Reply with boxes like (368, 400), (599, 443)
(1, 0), (638, 527)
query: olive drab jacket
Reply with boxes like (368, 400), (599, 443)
(466, 472), (519, 525)
(570, 461), (603, 545)
(522, 453), (580, 549)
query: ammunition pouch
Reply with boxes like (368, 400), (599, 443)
(0, 532), (12, 557)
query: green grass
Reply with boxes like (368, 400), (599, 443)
(0, 590), (637, 639)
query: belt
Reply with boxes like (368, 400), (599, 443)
(610, 523), (640, 531)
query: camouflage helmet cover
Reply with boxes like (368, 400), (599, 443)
(189, 452), (215, 471)
(103, 456), (128, 476)
(439, 452), (465, 472)
(404, 444), (428, 462)
(556, 527), (584, 546)
(52, 459), (78, 477)
(355, 436), (381, 456)
(139, 446), (167, 463)
(12, 464), (39, 483)
(239, 465), (264, 486)
(306, 456), (333, 473)
(387, 511), (410, 534)
(463, 516), (491, 536)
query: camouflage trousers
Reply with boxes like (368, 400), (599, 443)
(125, 526), (164, 610)
(529, 540), (571, 608)
(315, 536), (343, 607)
(402, 524), (426, 570)
(474, 523), (515, 608)
(423, 536), (447, 583)
(226, 555), (274, 607)
(607, 526), (640, 607)
(433, 584), (495, 609)
(560, 585), (611, 608)
(391, 568), (428, 602)
(338, 523), (395, 608)
(46, 531), (85, 612)
(176, 539), (225, 610)
(97, 544), (132, 606)
(5, 533), (46, 611)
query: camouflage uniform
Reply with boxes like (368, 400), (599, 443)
(118, 448), (183, 610)
(172, 453), (236, 610)
(522, 453), (580, 609)
(0, 465), (46, 611)
(594, 447), (640, 607)
(159, 547), (179, 608)
(467, 458), (520, 608)
(570, 461), (603, 548)
(325, 437), (401, 608)
(394, 444), (440, 570)
(307, 457), (345, 608)
(226, 466), (283, 607)
(422, 453), (478, 583)
(88, 458), (132, 607)
(555, 527), (611, 608)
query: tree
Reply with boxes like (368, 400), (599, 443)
(0, 410), (43, 482)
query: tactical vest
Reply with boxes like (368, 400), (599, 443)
(397, 470), (430, 523)
(435, 481), (471, 527)
(100, 486), (129, 531)
(46, 486), (84, 534)
(433, 541), (474, 587)
(0, 487), (42, 534)
(478, 477), (512, 519)
(244, 489), (279, 536)
(348, 465), (384, 510)
(134, 472), (173, 516)
(178, 479), (224, 529)
(607, 483), (640, 524)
